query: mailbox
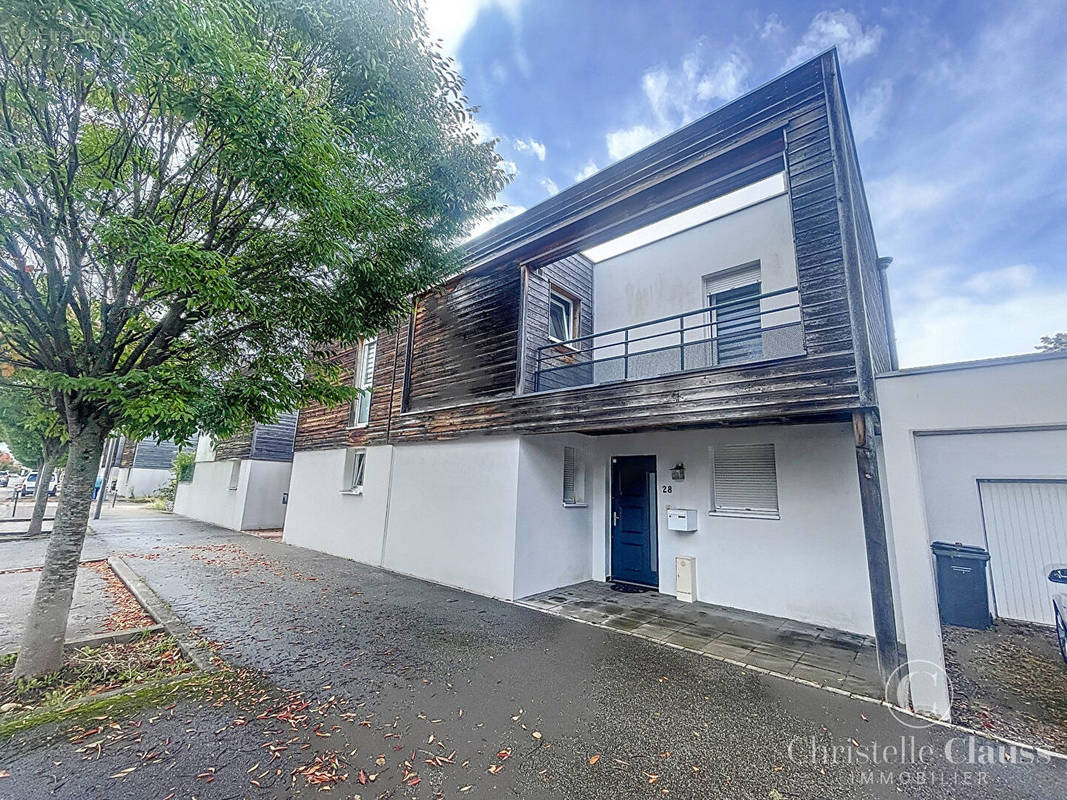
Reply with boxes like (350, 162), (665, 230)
(667, 508), (697, 532)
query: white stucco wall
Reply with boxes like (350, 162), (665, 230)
(592, 193), (800, 359)
(175, 459), (246, 531)
(513, 435), (594, 598)
(240, 460), (292, 530)
(876, 352), (1067, 717)
(381, 437), (521, 599)
(174, 458), (291, 531)
(580, 423), (873, 634)
(283, 446), (392, 565)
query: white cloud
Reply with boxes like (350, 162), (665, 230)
(867, 173), (953, 233)
(539, 177), (559, 196)
(695, 50), (749, 101)
(423, 0), (524, 61)
(467, 202), (527, 239)
(606, 124), (662, 161)
(760, 13), (786, 40)
(574, 160), (599, 181)
(963, 264), (1036, 294)
(500, 159), (519, 178)
(513, 137), (546, 161)
(471, 119), (497, 142)
(786, 10), (884, 67)
(605, 41), (750, 163)
(892, 269), (1067, 369)
(851, 79), (893, 143)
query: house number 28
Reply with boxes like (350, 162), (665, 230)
(661, 484), (673, 493)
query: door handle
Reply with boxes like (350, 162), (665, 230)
(612, 510), (620, 527)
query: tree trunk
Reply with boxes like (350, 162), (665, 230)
(13, 420), (108, 678)
(26, 455), (58, 538)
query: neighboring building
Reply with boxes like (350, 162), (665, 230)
(174, 414), (297, 531)
(284, 49), (904, 693)
(105, 436), (189, 498)
(877, 352), (1067, 718)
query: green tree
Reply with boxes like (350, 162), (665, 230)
(0, 0), (507, 677)
(0, 381), (67, 537)
(1037, 333), (1067, 353)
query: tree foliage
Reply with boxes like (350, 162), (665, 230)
(0, 0), (508, 678)
(0, 0), (508, 442)
(0, 379), (65, 468)
(1037, 333), (1067, 353)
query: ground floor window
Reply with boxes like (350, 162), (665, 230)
(710, 443), (779, 517)
(343, 448), (366, 494)
(227, 460), (241, 491)
(563, 445), (587, 506)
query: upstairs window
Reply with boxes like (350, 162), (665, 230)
(549, 291), (576, 343)
(706, 264), (763, 366)
(563, 445), (587, 506)
(349, 338), (377, 427)
(710, 443), (779, 517)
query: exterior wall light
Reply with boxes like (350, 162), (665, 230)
(671, 464), (685, 481)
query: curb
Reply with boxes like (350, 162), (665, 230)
(513, 599), (1067, 762)
(0, 625), (164, 660)
(107, 557), (217, 673)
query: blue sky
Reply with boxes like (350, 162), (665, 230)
(425, 0), (1067, 367)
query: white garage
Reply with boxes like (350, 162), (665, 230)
(877, 351), (1067, 718)
(978, 479), (1067, 626)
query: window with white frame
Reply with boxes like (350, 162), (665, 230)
(349, 338), (377, 427)
(227, 460), (241, 491)
(710, 443), (779, 517)
(342, 448), (366, 494)
(548, 291), (576, 343)
(563, 445), (587, 506)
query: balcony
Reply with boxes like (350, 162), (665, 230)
(533, 286), (804, 392)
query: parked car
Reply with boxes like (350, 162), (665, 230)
(0, 472), (8, 487)
(20, 471), (58, 497)
(1051, 568), (1067, 663)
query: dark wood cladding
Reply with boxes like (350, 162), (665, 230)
(294, 50), (887, 448)
(215, 417), (296, 462)
(118, 437), (137, 469)
(820, 58), (894, 380)
(214, 428), (253, 461)
(294, 326), (407, 452)
(249, 413), (297, 461)
(521, 254), (595, 393)
(389, 352), (860, 440)
(403, 265), (522, 411)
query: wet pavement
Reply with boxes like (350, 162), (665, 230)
(0, 507), (1064, 799)
(521, 581), (882, 697)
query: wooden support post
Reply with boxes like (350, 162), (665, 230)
(853, 410), (901, 699)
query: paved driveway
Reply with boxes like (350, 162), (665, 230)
(1, 508), (1064, 799)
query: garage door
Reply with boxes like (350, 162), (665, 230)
(979, 480), (1067, 625)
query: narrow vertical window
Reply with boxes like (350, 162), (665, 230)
(227, 460), (241, 491)
(343, 448), (366, 494)
(563, 445), (587, 506)
(549, 291), (575, 343)
(350, 337), (377, 427)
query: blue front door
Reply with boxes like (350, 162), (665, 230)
(610, 455), (658, 587)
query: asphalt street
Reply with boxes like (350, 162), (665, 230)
(1, 507), (1064, 799)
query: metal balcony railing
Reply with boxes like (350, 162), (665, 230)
(534, 286), (804, 392)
